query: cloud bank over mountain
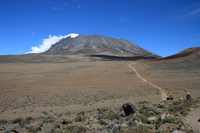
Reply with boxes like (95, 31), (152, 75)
(26, 34), (79, 54)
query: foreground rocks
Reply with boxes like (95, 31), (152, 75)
(0, 99), (199, 133)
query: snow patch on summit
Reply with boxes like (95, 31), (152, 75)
(64, 33), (79, 38)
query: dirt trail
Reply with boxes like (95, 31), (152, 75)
(129, 62), (168, 101)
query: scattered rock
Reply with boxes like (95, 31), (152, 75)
(40, 123), (53, 133)
(19, 120), (30, 128)
(101, 123), (121, 133)
(27, 121), (43, 132)
(61, 113), (67, 116)
(129, 118), (142, 126)
(147, 116), (159, 124)
(157, 101), (168, 108)
(172, 130), (186, 133)
(179, 98), (183, 101)
(61, 119), (72, 125)
(160, 113), (166, 121)
(1, 100), (198, 133)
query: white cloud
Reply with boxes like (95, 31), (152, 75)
(26, 34), (79, 54)
(77, 5), (81, 9)
(192, 39), (200, 42)
(63, 3), (67, 7)
(184, 8), (200, 18)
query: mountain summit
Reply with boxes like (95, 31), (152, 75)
(45, 34), (156, 55)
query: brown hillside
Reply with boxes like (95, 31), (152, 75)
(158, 47), (200, 63)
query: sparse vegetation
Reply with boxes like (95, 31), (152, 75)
(138, 107), (158, 118)
(65, 125), (86, 133)
(162, 116), (184, 125)
(43, 117), (54, 123)
(123, 124), (153, 133)
(74, 115), (86, 122)
(0, 119), (7, 124)
(12, 118), (22, 123)
(169, 98), (199, 115)
(97, 111), (121, 120)
(54, 123), (61, 128)
(0, 55), (200, 132)
(41, 111), (48, 115)
(25, 116), (33, 121)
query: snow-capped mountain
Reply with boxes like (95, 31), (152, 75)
(45, 34), (157, 56)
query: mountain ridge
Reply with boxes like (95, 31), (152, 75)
(45, 34), (157, 56)
(158, 47), (200, 63)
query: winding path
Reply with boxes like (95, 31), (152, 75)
(129, 62), (168, 101)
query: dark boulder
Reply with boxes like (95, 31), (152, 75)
(122, 103), (136, 116)
(167, 95), (174, 100)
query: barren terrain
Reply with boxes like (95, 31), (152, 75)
(0, 54), (200, 123)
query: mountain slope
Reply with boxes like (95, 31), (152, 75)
(45, 34), (157, 55)
(158, 47), (200, 63)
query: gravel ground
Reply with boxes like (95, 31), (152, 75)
(182, 104), (200, 132)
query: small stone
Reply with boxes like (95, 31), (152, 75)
(160, 114), (166, 121)
(172, 130), (186, 133)
(86, 110), (93, 113)
(19, 120), (30, 128)
(62, 118), (72, 124)
(157, 101), (168, 108)
(27, 121), (43, 132)
(147, 116), (159, 124)
(62, 113), (67, 116)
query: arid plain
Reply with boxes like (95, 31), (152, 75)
(0, 54), (200, 121)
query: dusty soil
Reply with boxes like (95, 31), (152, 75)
(0, 54), (200, 129)
(182, 104), (200, 132)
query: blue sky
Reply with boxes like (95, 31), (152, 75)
(0, 0), (200, 57)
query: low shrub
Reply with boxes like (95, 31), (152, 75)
(139, 107), (159, 117)
(41, 111), (48, 115)
(127, 114), (148, 124)
(0, 119), (7, 124)
(66, 125), (86, 133)
(12, 118), (22, 123)
(107, 112), (121, 120)
(162, 116), (184, 125)
(169, 99), (199, 115)
(74, 115), (86, 122)
(125, 105), (158, 124)
(97, 112), (121, 120)
(43, 117), (54, 123)
(54, 123), (61, 128)
(25, 117), (33, 121)
(123, 124), (153, 133)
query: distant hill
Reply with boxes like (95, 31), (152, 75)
(45, 34), (157, 56)
(159, 47), (200, 63)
